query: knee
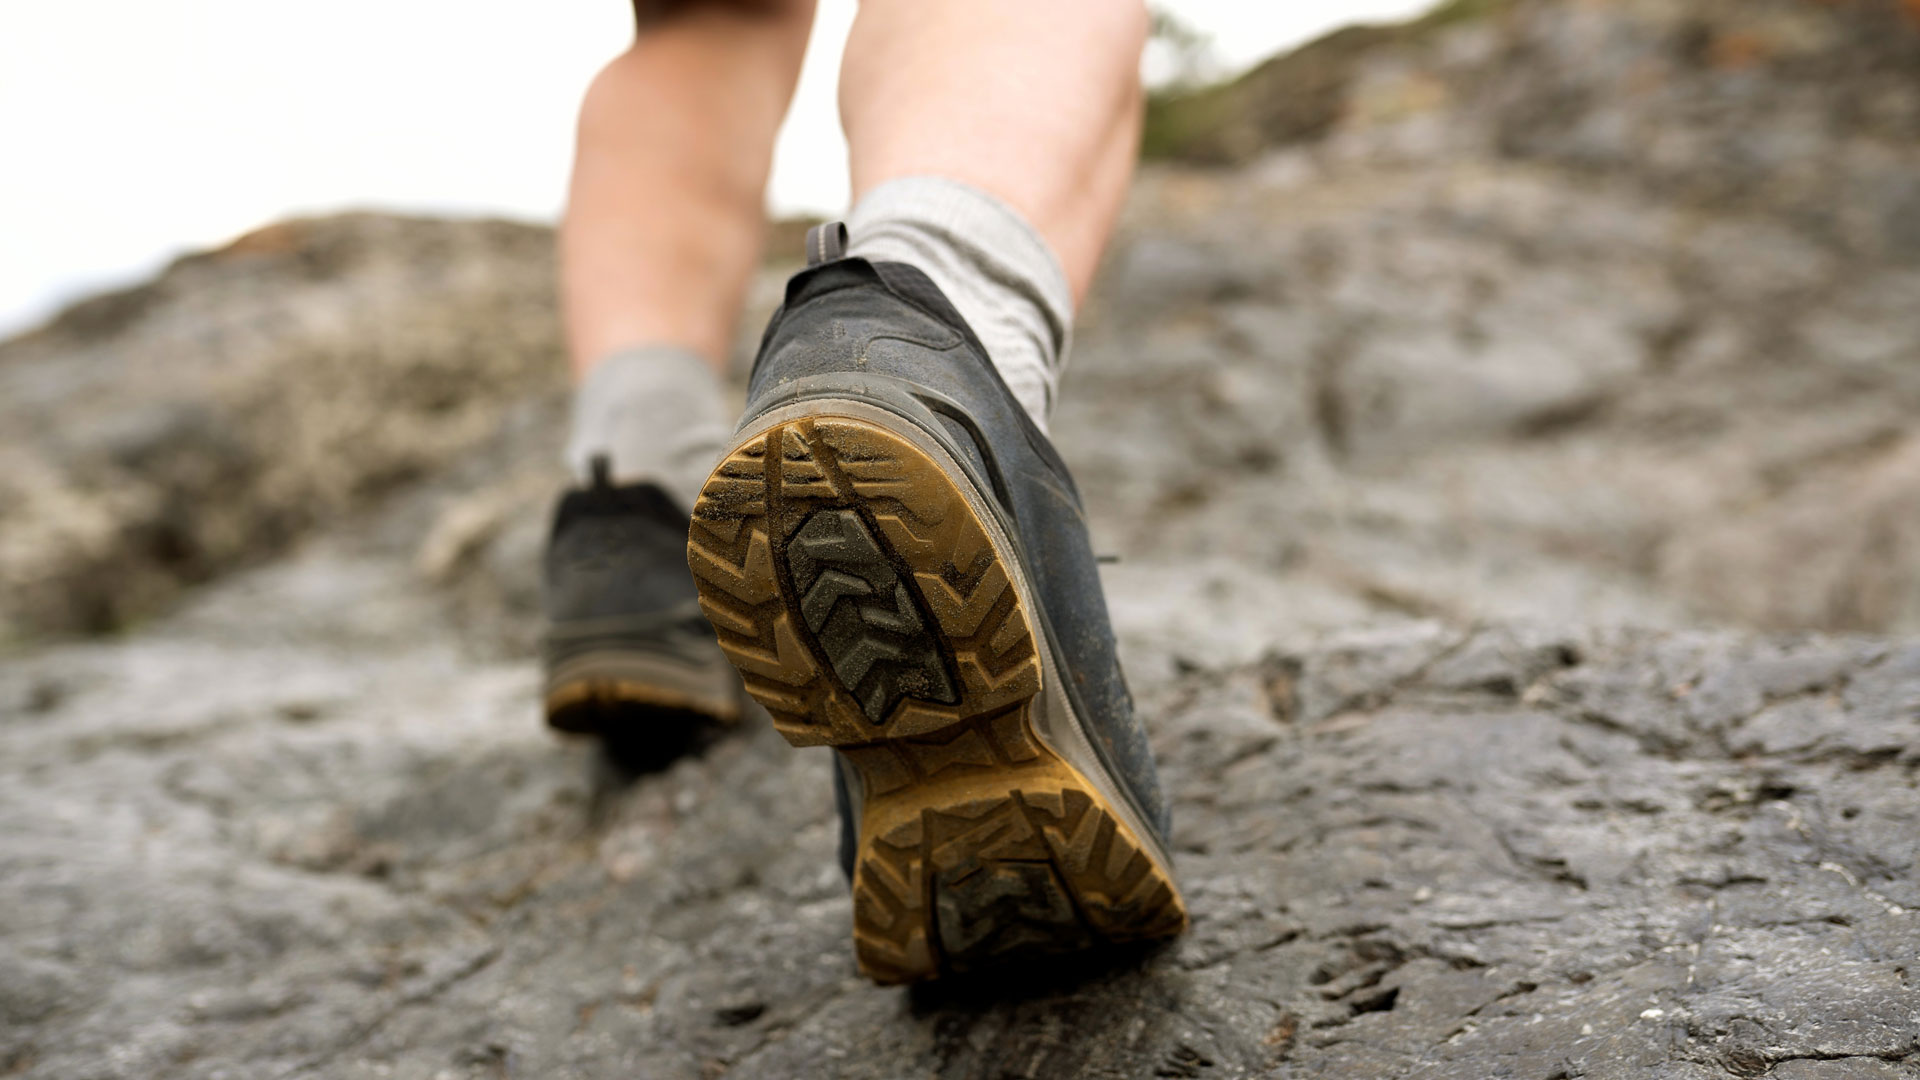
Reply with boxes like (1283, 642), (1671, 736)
(582, 0), (816, 115)
(577, 49), (645, 131)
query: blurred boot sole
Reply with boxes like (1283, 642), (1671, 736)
(544, 626), (742, 736)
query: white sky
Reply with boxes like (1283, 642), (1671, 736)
(0, 0), (1432, 337)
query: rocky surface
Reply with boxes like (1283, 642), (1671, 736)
(0, 215), (565, 640)
(1115, 0), (1920, 644)
(3, 0), (1919, 1076)
(4, 572), (1917, 1078)
(8, 1), (1920, 648)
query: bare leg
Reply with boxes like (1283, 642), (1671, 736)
(561, 0), (817, 377)
(838, 0), (1149, 306)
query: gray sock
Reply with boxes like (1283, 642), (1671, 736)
(564, 345), (731, 512)
(846, 177), (1074, 431)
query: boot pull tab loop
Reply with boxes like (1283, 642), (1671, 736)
(805, 221), (848, 266)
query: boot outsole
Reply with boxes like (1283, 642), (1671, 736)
(687, 411), (1186, 984)
(545, 643), (742, 729)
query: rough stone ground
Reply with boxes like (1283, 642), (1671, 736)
(4, 0), (1919, 1076)
(5, 553), (1917, 1078)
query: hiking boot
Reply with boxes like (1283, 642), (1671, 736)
(685, 229), (1186, 983)
(543, 458), (742, 757)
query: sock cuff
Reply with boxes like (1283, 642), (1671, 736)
(845, 176), (1074, 427)
(572, 344), (716, 410)
(565, 344), (731, 512)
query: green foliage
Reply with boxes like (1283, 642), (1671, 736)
(1140, 0), (1515, 163)
(1413, 0), (1512, 31)
(1146, 5), (1218, 93)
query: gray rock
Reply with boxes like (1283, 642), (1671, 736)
(5, 567), (1917, 1077)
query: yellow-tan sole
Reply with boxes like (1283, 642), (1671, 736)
(543, 681), (738, 733)
(687, 411), (1185, 983)
(544, 649), (742, 734)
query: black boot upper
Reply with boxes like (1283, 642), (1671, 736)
(741, 257), (1172, 842)
(543, 462), (717, 665)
